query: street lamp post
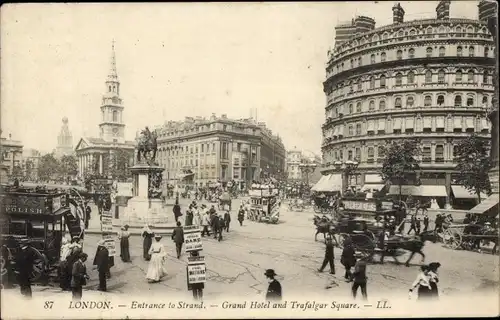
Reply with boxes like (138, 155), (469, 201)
(333, 159), (359, 193)
(299, 163), (317, 188)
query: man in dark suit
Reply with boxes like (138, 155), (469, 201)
(14, 239), (38, 298)
(318, 235), (335, 274)
(211, 214), (220, 240)
(264, 269), (282, 301)
(223, 210), (231, 232)
(71, 252), (89, 301)
(171, 221), (185, 259)
(173, 198), (182, 222)
(92, 240), (109, 291)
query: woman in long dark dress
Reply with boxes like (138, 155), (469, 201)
(409, 265), (432, 300)
(119, 225), (131, 262)
(142, 225), (154, 261)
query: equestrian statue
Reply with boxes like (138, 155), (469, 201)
(136, 126), (158, 164)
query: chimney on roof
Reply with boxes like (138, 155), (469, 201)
(436, 0), (451, 20)
(392, 3), (405, 24)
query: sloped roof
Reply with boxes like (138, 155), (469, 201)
(75, 137), (135, 151)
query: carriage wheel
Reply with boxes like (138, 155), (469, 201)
(448, 233), (463, 250)
(338, 233), (349, 249)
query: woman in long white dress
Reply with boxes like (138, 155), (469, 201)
(146, 235), (168, 283)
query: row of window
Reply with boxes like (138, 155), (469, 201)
(333, 23), (490, 58)
(324, 143), (466, 164)
(327, 68), (492, 96)
(327, 94), (490, 119)
(329, 44), (492, 76)
(158, 124), (259, 138)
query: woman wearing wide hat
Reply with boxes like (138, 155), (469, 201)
(146, 234), (168, 282)
(427, 262), (441, 298)
(264, 269), (282, 301)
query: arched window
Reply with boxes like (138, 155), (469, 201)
(424, 95), (432, 107)
(469, 46), (475, 57)
(395, 73), (403, 86)
(484, 47), (489, 57)
(456, 26), (463, 36)
(397, 50), (403, 60)
(482, 96), (488, 106)
(108, 85), (112, 92)
(467, 96), (474, 106)
(358, 57), (362, 66)
(409, 29), (417, 39)
(438, 26), (445, 35)
(395, 97), (402, 108)
(348, 125), (353, 136)
(380, 75), (386, 88)
(437, 95), (445, 106)
(370, 54), (376, 64)
(408, 48), (415, 58)
(348, 104), (353, 114)
(379, 100), (386, 110)
(456, 69), (463, 82)
(383, 33), (389, 41)
(381, 52), (387, 62)
(425, 70), (432, 83)
(467, 70), (474, 82)
(398, 30), (404, 38)
(467, 26), (474, 36)
(407, 71), (415, 84)
(369, 100), (375, 111)
(406, 96), (414, 107)
(112, 110), (118, 122)
(439, 46), (445, 57)
(370, 76), (375, 89)
(372, 34), (379, 42)
(356, 102), (362, 113)
(426, 47), (433, 57)
(357, 78), (362, 91)
(454, 95), (462, 107)
(112, 85), (116, 92)
(457, 46), (463, 56)
(438, 69), (445, 83)
(426, 26), (433, 37)
(483, 71), (489, 84)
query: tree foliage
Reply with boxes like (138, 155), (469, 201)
(38, 153), (60, 181)
(453, 134), (492, 203)
(60, 155), (78, 179)
(379, 139), (421, 197)
(109, 149), (132, 182)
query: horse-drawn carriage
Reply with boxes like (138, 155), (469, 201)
(247, 185), (280, 224)
(218, 191), (232, 211)
(438, 222), (498, 254)
(0, 185), (86, 287)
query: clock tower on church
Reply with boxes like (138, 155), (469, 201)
(99, 40), (126, 143)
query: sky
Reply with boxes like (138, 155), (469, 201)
(1, 1), (480, 155)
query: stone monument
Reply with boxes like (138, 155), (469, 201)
(120, 127), (170, 229)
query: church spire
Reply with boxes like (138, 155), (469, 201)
(108, 39), (118, 80)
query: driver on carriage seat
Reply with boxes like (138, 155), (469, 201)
(321, 215), (329, 223)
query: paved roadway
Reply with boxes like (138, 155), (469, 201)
(6, 198), (500, 301)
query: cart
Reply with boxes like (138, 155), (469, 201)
(248, 185), (280, 224)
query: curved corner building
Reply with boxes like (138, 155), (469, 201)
(319, 1), (496, 209)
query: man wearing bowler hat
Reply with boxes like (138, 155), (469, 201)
(264, 269), (282, 301)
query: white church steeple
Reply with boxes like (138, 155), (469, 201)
(99, 40), (125, 143)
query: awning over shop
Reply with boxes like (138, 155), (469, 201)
(468, 193), (499, 216)
(176, 171), (195, 180)
(451, 185), (487, 199)
(388, 185), (419, 196)
(362, 184), (385, 192)
(311, 175), (328, 192)
(364, 174), (383, 184)
(418, 185), (447, 197)
(313, 174), (342, 193)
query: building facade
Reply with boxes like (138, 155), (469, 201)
(321, 1), (495, 207)
(54, 117), (74, 158)
(22, 148), (41, 181)
(286, 149), (323, 185)
(286, 149), (303, 181)
(0, 133), (23, 182)
(155, 114), (286, 189)
(75, 42), (135, 179)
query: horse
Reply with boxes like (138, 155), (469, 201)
(378, 231), (437, 267)
(313, 215), (335, 242)
(137, 131), (158, 163)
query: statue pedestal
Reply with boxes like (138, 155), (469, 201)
(118, 163), (175, 232)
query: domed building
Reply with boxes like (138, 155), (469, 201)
(319, 0), (496, 209)
(54, 117), (74, 158)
